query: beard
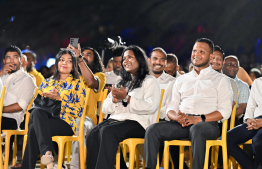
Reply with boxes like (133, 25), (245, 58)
(152, 70), (163, 74)
(113, 68), (121, 76)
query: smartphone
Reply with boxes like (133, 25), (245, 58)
(70, 38), (79, 48)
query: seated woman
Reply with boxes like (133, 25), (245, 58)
(85, 45), (161, 169)
(227, 77), (262, 169)
(21, 49), (86, 169)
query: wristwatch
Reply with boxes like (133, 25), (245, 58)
(200, 114), (206, 122)
(123, 94), (129, 103)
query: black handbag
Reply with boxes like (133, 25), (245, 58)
(29, 94), (62, 118)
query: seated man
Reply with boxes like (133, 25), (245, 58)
(144, 38), (233, 169)
(222, 55), (250, 125)
(210, 45), (238, 107)
(22, 50), (44, 87)
(0, 46), (36, 159)
(164, 53), (180, 77)
(67, 44), (106, 169)
(105, 46), (126, 92)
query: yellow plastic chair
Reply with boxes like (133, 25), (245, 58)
(163, 118), (229, 169)
(116, 89), (165, 169)
(98, 89), (109, 123)
(2, 88), (38, 169)
(0, 86), (7, 169)
(51, 88), (91, 169)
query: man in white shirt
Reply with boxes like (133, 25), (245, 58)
(105, 46), (126, 92)
(0, 46), (36, 131)
(210, 45), (238, 106)
(144, 38), (233, 169)
(165, 53), (180, 78)
(222, 55), (250, 125)
(148, 47), (175, 121)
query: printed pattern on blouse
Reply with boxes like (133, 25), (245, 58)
(39, 74), (86, 133)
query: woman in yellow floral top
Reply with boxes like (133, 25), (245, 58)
(21, 49), (86, 169)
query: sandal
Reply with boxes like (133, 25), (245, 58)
(11, 162), (22, 169)
(41, 153), (54, 165)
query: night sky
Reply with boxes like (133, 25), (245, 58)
(1, 0), (262, 72)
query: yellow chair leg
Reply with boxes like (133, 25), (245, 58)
(116, 146), (121, 169)
(163, 143), (169, 169)
(135, 149), (139, 169)
(128, 144), (135, 169)
(79, 140), (85, 169)
(65, 142), (71, 163)
(40, 163), (45, 169)
(57, 140), (65, 169)
(12, 135), (17, 166)
(179, 146), (185, 169)
(156, 154), (159, 169)
(204, 144), (210, 169)
(123, 144), (127, 162)
(4, 133), (11, 169)
(22, 135), (27, 158)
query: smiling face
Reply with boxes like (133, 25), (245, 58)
(122, 50), (139, 75)
(149, 50), (166, 76)
(222, 57), (239, 79)
(191, 42), (212, 70)
(82, 49), (94, 64)
(58, 53), (73, 75)
(3, 51), (21, 74)
(210, 50), (224, 72)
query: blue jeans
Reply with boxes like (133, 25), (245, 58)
(227, 116), (262, 169)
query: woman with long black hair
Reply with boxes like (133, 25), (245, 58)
(21, 49), (86, 169)
(85, 45), (161, 169)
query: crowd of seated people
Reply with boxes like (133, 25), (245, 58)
(0, 37), (262, 169)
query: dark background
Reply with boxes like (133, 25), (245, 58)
(1, 0), (262, 72)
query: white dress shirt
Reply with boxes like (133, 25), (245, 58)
(154, 71), (175, 119)
(166, 66), (233, 121)
(105, 71), (122, 85)
(244, 77), (262, 121)
(0, 69), (36, 127)
(102, 75), (161, 129)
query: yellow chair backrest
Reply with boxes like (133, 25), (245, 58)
(156, 89), (165, 123)
(0, 86), (6, 116)
(229, 92), (239, 130)
(98, 89), (108, 123)
(78, 87), (91, 138)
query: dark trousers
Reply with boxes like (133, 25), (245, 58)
(85, 119), (145, 169)
(21, 109), (74, 169)
(227, 122), (262, 169)
(144, 120), (220, 169)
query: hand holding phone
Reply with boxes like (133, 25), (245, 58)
(70, 38), (79, 48)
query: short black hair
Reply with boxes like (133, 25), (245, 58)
(112, 46), (126, 58)
(4, 45), (22, 58)
(149, 47), (167, 59)
(166, 53), (178, 65)
(214, 45), (225, 59)
(22, 50), (37, 61)
(195, 38), (214, 53)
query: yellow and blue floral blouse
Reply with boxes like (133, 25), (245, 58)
(39, 74), (86, 133)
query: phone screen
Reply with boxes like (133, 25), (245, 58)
(70, 38), (79, 48)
